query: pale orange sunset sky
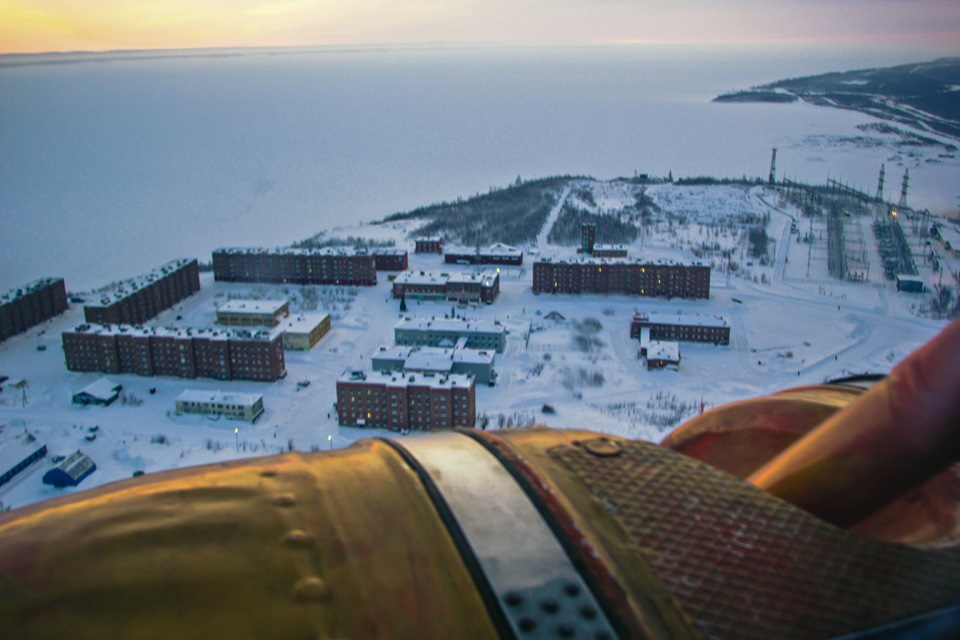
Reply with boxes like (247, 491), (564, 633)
(2, 0), (959, 55)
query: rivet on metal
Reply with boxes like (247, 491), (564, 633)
(259, 469), (278, 477)
(283, 529), (315, 547)
(271, 493), (297, 507)
(293, 576), (330, 603)
(582, 438), (622, 457)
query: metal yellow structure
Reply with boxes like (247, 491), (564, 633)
(2, 319), (959, 639)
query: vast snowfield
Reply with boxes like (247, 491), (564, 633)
(2, 178), (956, 512)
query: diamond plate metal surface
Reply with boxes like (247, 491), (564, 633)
(550, 440), (960, 640)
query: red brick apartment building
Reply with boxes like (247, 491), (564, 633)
(62, 324), (285, 382)
(371, 248), (409, 271)
(337, 370), (475, 431)
(415, 238), (443, 254)
(212, 248), (377, 286)
(533, 258), (710, 299)
(83, 259), (201, 326)
(1, 278), (68, 342)
(630, 312), (730, 345)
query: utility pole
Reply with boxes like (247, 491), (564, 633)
(768, 148), (777, 185)
(876, 164), (885, 202)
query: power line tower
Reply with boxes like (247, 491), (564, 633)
(897, 169), (909, 210)
(875, 164), (885, 202)
(768, 148), (777, 185)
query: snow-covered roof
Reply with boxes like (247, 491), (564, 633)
(281, 313), (330, 334)
(648, 340), (680, 362)
(396, 317), (506, 335)
(0, 277), (63, 304)
(535, 256), (706, 267)
(446, 243), (522, 257)
(215, 246), (373, 258)
(393, 270), (498, 287)
(371, 248), (407, 256)
(0, 432), (45, 474)
(67, 323), (281, 342)
(78, 377), (122, 401)
(633, 312), (729, 328)
(176, 390), (262, 406)
(218, 299), (288, 315)
(86, 258), (195, 308)
(339, 369), (474, 390)
(937, 224), (960, 248)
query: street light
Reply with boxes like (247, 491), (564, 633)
(328, 434), (333, 450)
(235, 427), (239, 452)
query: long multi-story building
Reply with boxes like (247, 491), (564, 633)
(533, 258), (710, 299)
(336, 370), (475, 430)
(0, 278), (68, 342)
(392, 270), (500, 304)
(84, 259), (200, 326)
(62, 323), (285, 382)
(630, 312), (730, 345)
(395, 317), (507, 353)
(445, 243), (523, 266)
(212, 247), (377, 286)
(415, 237), (443, 254)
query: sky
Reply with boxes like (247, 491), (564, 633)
(2, 0), (959, 55)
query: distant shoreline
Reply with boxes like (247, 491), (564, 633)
(714, 57), (960, 141)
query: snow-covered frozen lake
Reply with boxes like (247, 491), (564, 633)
(2, 44), (958, 291)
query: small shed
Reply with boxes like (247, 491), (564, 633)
(43, 450), (96, 487)
(0, 432), (47, 487)
(896, 275), (925, 293)
(646, 340), (681, 370)
(72, 377), (122, 406)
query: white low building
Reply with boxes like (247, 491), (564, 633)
(279, 312), (331, 350)
(176, 390), (265, 423)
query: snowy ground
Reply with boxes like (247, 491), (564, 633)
(0, 184), (954, 512)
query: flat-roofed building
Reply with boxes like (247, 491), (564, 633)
(280, 313), (331, 350)
(445, 243), (523, 266)
(84, 259), (200, 325)
(533, 258), (710, 300)
(415, 237), (443, 254)
(392, 270), (499, 304)
(372, 342), (496, 384)
(62, 323), (285, 382)
(0, 432), (47, 488)
(0, 278), (68, 342)
(395, 317), (507, 353)
(212, 247), (376, 286)
(336, 370), (475, 430)
(630, 312), (730, 345)
(216, 299), (290, 327)
(371, 248), (409, 271)
(176, 390), (265, 423)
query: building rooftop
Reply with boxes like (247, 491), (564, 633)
(280, 312), (330, 334)
(395, 317), (506, 335)
(0, 431), (45, 474)
(86, 258), (196, 309)
(632, 312), (729, 329)
(67, 323), (281, 342)
(77, 377), (122, 401)
(535, 256), (706, 267)
(339, 369), (475, 390)
(0, 278), (63, 304)
(176, 390), (263, 406)
(214, 246), (374, 258)
(446, 243), (522, 257)
(217, 299), (288, 315)
(393, 270), (499, 287)
(371, 248), (407, 256)
(648, 340), (681, 362)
